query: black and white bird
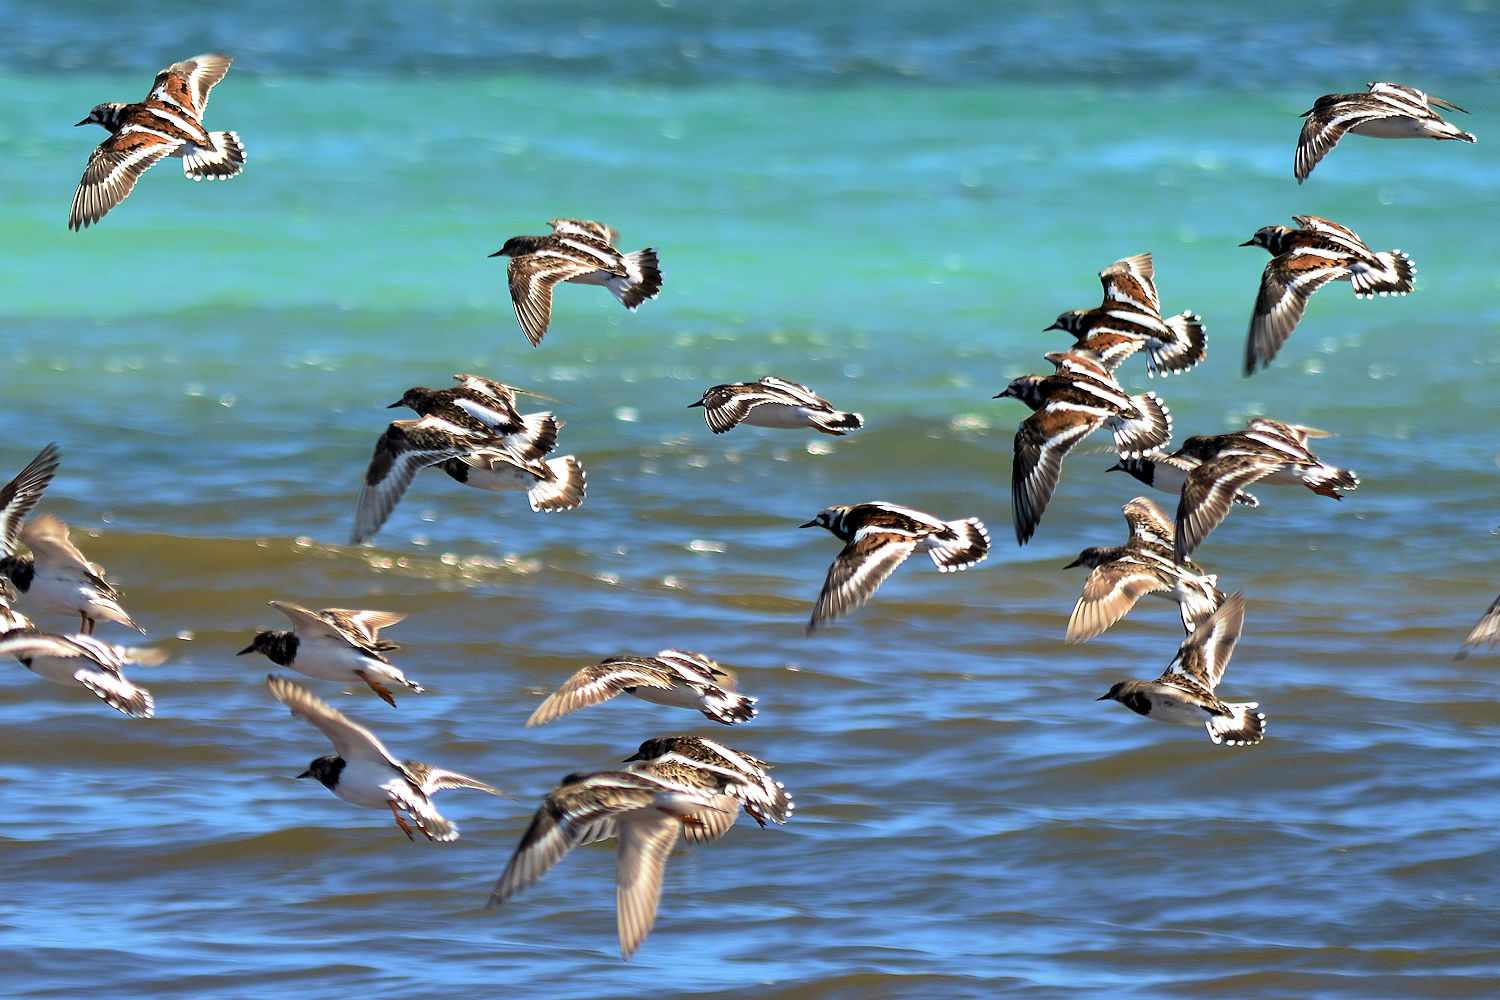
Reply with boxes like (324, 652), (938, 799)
(526, 649), (757, 727)
(488, 768), (736, 960)
(351, 415), (585, 545)
(489, 219), (662, 347)
(996, 349), (1173, 545)
(623, 735), (793, 832)
(1459, 593), (1500, 659)
(266, 675), (499, 842)
(1166, 419), (1358, 563)
(1242, 215), (1415, 375)
(1295, 81), (1476, 183)
(689, 377), (863, 436)
(239, 600), (420, 707)
(801, 502), (989, 631)
(0, 442), (61, 569)
(1063, 497), (1224, 643)
(1097, 593), (1265, 747)
(0, 628), (165, 718)
(388, 376), (560, 463)
(69, 53), (244, 230)
(2, 513), (144, 635)
(1045, 252), (1207, 378)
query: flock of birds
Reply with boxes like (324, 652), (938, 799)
(17, 53), (1488, 959)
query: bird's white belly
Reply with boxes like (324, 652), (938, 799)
(25, 571), (94, 614)
(461, 463), (536, 493)
(22, 654), (85, 687)
(1149, 693), (1214, 728)
(1351, 117), (1434, 139)
(743, 403), (815, 429)
(290, 642), (383, 681)
(569, 270), (614, 287)
(333, 760), (404, 809)
(630, 685), (702, 710)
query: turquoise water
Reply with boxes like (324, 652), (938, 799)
(2, 3), (1500, 997)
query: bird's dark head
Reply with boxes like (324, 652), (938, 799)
(489, 236), (539, 258)
(799, 506), (849, 534)
(1107, 457), (1154, 486)
(237, 630), (295, 665)
(1240, 225), (1289, 251)
(1064, 546), (1109, 570)
(297, 755), (344, 790)
(1173, 435), (1217, 462)
(387, 387), (434, 411)
(623, 737), (675, 763)
(994, 375), (1046, 408)
(1097, 681), (1128, 703)
(76, 102), (124, 128)
(1045, 309), (1087, 334)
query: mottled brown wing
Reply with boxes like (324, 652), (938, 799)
(1099, 252), (1160, 314)
(1066, 560), (1170, 643)
(808, 531), (917, 631)
(1174, 457), (1282, 562)
(69, 130), (175, 231)
(524, 658), (676, 727)
(1244, 254), (1347, 374)
(1012, 405), (1104, 545)
(1121, 496), (1175, 548)
(507, 253), (601, 346)
(1161, 592), (1246, 692)
(150, 53), (233, 117)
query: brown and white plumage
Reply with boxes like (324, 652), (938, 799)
(997, 356), (1173, 545)
(0, 628), (164, 718)
(489, 219), (662, 346)
(1296, 81), (1476, 183)
(1097, 593), (1265, 746)
(1064, 497), (1223, 643)
(1241, 215), (1415, 375)
(0, 444), (60, 557)
(388, 381), (559, 463)
(5, 514), (143, 634)
(690, 376), (863, 436)
(1169, 420), (1358, 563)
(69, 54), (244, 230)
(266, 675), (498, 842)
(238, 600), (422, 707)
(1046, 253), (1208, 378)
(624, 735), (793, 832)
(802, 502), (988, 631)
(526, 649), (757, 727)
(487, 769), (734, 959)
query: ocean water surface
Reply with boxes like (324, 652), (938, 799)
(1, 3), (1500, 997)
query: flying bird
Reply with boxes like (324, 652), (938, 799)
(70, 53), (244, 230)
(239, 600), (421, 707)
(490, 219), (661, 346)
(1241, 215), (1414, 375)
(690, 377), (863, 436)
(1045, 252), (1207, 377)
(526, 649), (757, 727)
(1296, 81), (1476, 183)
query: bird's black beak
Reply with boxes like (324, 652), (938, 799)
(1043, 321), (1062, 332)
(386, 400), (403, 409)
(993, 388), (1013, 399)
(687, 400), (704, 408)
(1096, 693), (1113, 701)
(621, 751), (644, 762)
(74, 118), (90, 127)
(236, 644), (256, 656)
(295, 768), (313, 779)
(1105, 462), (1123, 473)
(487, 249), (505, 258)
(1063, 557), (1083, 570)
(798, 519), (818, 528)
(1238, 238), (1256, 247)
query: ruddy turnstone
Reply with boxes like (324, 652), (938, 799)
(388, 377), (560, 463)
(266, 674), (499, 842)
(1242, 215), (1415, 374)
(1296, 81), (1476, 183)
(526, 649), (756, 727)
(1045, 253), (1207, 378)
(239, 600), (421, 707)
(624, 735), (793, 833)
(996, 350), (1173, 545)
(689, 377), (863, 436)
(1064, 497), (1223, 643)
(0, 628), (165, 718)
(69, 53), (244, 230)
(1097, 592), (1264, 746)
(1167, 418), (1358, 563)
(490, 218), (662, 347)
(801, 502), (989, 631)
(350, 416), (585, 545)
(2, 514), (144, 635)
(487, 768), (735, 959)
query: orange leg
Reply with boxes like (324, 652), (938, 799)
(386, 799), (416, 841)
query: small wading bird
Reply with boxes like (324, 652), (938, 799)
(70, 53), (245, 230)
